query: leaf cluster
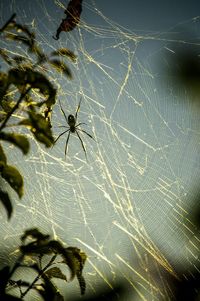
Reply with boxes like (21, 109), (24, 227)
(0, 228), (87, 300)
(0, 15), (77, 218)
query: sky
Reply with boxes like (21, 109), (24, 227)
(1, 1), (200, 300)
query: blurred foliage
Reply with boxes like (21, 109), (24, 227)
(0, 14), (88, 301)
(70, 283), (128, 301)
(0, 14), (77, 219)
(161, 34), (200, 298)
(0, 228), (86, 300)
(163, 31), (200, 103)
(169, 48), (200, 98)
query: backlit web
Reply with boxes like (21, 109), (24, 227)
(1, 1), (200, 300)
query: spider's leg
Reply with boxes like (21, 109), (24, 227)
(65, 131), (71, 157)
(56, 125), (69, 129)
(54, 129), (70, 144)
(75, 130), (87, 159)
(75, 122), (87, 127)
(77, 128), (95, 141)
(59, 99), (68, 123)
(75, 97), (82, 121)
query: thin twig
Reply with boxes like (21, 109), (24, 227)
(0, 13), (16, 33)
(21, 254), (57, 299)
(0, 86), (31, 132)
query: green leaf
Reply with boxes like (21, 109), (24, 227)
(12, 55), (28, 65)
(11, 23), (35, 39)
(65, 247), (87, 294)
(7, 68), (29, 88)
(5, 33), (33, 48)
(0, 189), (12, 219)
(19, 111), (54, 147)
(0, 132), (30, 154)
(21, 228), (50, 242)
(0, 72), (9, 101)
(29, 45), (47, 63)
(37, 273), (64, 301)
(53, 244), (77, 280)
(0, 265), (10, 293)
(0, 143), (7, 164)
(0, 48), (12, 65)
(45, 267), (67, 281)
(51, 48), (77, 63)
(20, 243), (53, 256)
(77, 274), (86, 295)
(1, 98), (16, 113)
(1, 164), (23, 198)
(18, 119), (31, 127)
(49, 59), (72, 79)
(20, 240), (84, 282)
(28, 111), (54, 147)
(8, 68), (57, 107)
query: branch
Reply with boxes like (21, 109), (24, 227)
(0, 86), (31, 132)
(0, 13), (16, 33)
(20, 254), (57, 299)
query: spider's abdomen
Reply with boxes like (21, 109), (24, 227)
(68, 114), (76, 132)
(70, 125), (76, 132)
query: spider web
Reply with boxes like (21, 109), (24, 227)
(1, 0), (200, 300)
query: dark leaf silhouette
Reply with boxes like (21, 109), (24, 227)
(1, 164), (23, 198)
(20, 230), (87, 295)
(0, 98), (16, 115)
(5, 33), (33, 48)
(0, 189), (12, 219)
(51, 48), (77, 63)
(0, 265), (10, 294)
(18, 229), (87, 298)
(8, 68), (57, 107)
(77, 274), (86, 295)
(0, 143), (7, 164)
(20, 241), (79, 279)
(7, 22), (35, 40)
(12, 55), (28, 65)
(0, 72), (9, 100)
(32, 46), (47, 64)
(0, 48), (12, 65)
(0, 266), (22, 300)
(0, 228), (87, 299)
(45, 267), (67, 281)
(49, 59), (72, 79)
(0, 15), (86, 300)
(53, 0), (83, 40)
(66, 246), (86, 294)
(21, 228), (50, 242)
(36, 271), (64, 301)
(0, 132), (30, 154)
(19, 110), (54, 147)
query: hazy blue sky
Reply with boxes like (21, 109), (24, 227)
(98, 0), (200, 30)
(1, 1), (200, 300)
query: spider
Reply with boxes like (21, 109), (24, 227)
(54, 98), (94, 158)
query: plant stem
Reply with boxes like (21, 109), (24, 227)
(0, 86), (31, 132)
(21, 254), (57, 299)
(0, 13), (16, 33)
